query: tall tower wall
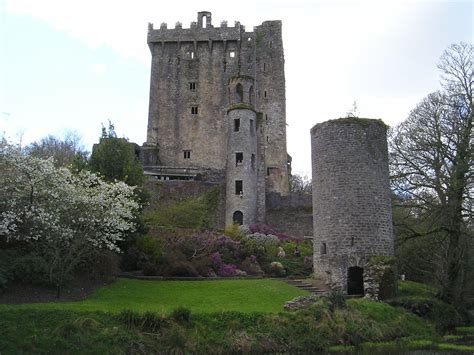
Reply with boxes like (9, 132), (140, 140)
(311, 118), (394, 291)
(255, 21), (289, 195)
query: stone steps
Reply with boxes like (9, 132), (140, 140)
(286, 279), (327, 295)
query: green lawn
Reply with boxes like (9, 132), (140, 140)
(0, 278), (308, 314)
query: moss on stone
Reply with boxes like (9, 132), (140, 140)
(227, 103), (256, 113)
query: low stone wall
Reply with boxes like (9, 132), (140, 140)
(266, 192), (313, 237)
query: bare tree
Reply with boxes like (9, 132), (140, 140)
(390, 42), (473, 305)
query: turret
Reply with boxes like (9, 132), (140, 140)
(225, 76), (259, 226)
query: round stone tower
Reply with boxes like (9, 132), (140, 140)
(225, 76), (258, 226)
(311, 118), (394, 295)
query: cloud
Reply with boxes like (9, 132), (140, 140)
(93, 63), (107, 76)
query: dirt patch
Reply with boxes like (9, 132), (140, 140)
(0, 277), (113, 304)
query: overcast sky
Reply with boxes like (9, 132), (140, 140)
(0, 0), (472, 175)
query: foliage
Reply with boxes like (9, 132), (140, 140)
(0, 146), (139, 296)
(327, 291), (347, 311)
(89, 121), (145, 188)
(389, 42), (473, 305)
(224, 223), (245, 240)
(171, 307), (193, 323)
(289, 174), (312, 194)
(145, 187), (220, 230)
(25, 131), (89, 170)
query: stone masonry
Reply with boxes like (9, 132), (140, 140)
(142, 11), (290, 226)
(311, 118), (394, 294)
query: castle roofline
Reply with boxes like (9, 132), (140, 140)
(310, 117), (388, 134)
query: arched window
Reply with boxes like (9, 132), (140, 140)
(233, 210), (243, 225)
(249, 85), (254, 105)
(236, 83), (244, 103)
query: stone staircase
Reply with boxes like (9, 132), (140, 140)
(286, 279), (328, 295)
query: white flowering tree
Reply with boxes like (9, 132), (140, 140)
(0, 145), (139, 297)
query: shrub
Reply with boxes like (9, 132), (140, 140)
(242, 233), (280, 247)
(224, 223), (245, 240)
(172, 307), (193, 323)
(266, 261), (286, 277)
(327, 291), (347, 311)
(136, 235), (162, 262)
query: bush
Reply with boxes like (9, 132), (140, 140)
(171, 307), (193, 323)
(136, 235), (162, 262)
(327, 291), (347, 311)
(224, 223), (245, 241)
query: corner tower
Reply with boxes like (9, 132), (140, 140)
(311, 118), (394, 295)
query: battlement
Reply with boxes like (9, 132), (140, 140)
(147, 11), (250, 44)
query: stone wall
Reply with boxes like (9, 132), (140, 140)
(145, 12), (289, 197)
(265, 192), (313, 237)
(311, 118), (394, 293)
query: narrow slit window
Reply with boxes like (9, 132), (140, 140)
(251, 154), (255, 169)
(235, 152), (243, 166)
(191, 106), (198, 115)
(321, 242), (327, 255)
(234, 118), (240, 132)
(250, 119), (254, 134)
(350, 237), (355, 246)
(189, 82), (196, 91)
(263, 62), (266, 71)
(269, 41), (273, 48)
(264, 90), (267, 98)
(265, 114), (268, 122)
(266, 136), (269, 143)
(183, 150), (191, 159)
(235, 180), (243, 195)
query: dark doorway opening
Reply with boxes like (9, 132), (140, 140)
(233, 211), (243, 225)
(347, 267), (364, 295)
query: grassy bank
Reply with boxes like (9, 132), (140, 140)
(0, 278), (308, 314)
(0, 283), (438, 353)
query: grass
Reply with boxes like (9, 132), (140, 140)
(0, 278), (308, 314)
(397, 280), (437, 300)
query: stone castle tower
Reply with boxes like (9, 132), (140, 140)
(311, 118), (394, 295)
(142, 11), (290, 226)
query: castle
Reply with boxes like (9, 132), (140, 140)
(141, 11), (290, 227)
(139, 12), (395, 296)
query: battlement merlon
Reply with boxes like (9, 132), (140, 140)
(147, 25), (244, 46)
(147, 12), (268, 50)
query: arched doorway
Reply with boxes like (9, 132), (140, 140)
(233, 210), (243, 225)
(347, 266), (364, 295)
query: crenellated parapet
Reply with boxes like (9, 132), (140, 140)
(147, 11), (250, 48)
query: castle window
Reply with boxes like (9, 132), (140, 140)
(189, 82), (196, 91)
(266, 136), (269, 143)
(321, 242), (327, 255)
(186, 50), (195, 59)
(264, 90), (267, 98)
(263, 62), (266, 71)
(250, 119), (254, 134)
(269, 41), (273, 48)
(249, 86), (254, 105)
(202, 16), (207, 28)
(265, 114), (268, 122)
(191, 106), (198, 115)
(236, 83), (244, 103)
(236, 152), (243, 166)
(234, 118), (240, 132)
(229, 51), (235, 58)
(251, 154), (255, 169)
(350, 237), (355, 246)
(183, 150), (191, 159)
(235, 180), (243, 195)
(248, 37), (252, 41)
